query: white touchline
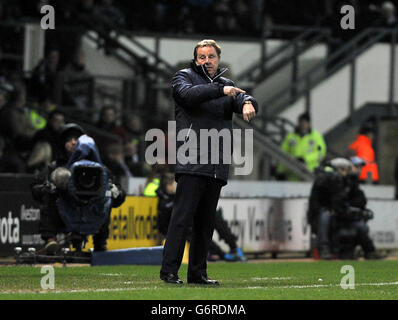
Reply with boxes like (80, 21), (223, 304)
(249, 281), (398, 290)
(251, 277), (293, 281)
(1, 281), (398, 295)
(0, 287), (157, 295)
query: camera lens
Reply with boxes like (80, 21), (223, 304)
(78, 171), (96, 189)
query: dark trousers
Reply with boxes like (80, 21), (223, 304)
(336, 220), (375, 254)
(40, 198), (111, 250)
(209, 208), (238, 257)
(39, 197), (66, 241)
(160, 174), (223, 280)
(317, 208), (331, 247)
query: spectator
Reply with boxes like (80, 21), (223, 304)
(276, 112), (327, 181)
(26, 110), (65, 172)
(59, 48), (92, 110)
(156, 172), (178, 236)
(80, 0), (96, 15)
(213, 0), (238, 35)
(233, 0), (251, 35)
(143, 164), (170, 196)
(208, 207), (247, 262)
(124, 141), (149, 177)
(186, 0), (214, 34)
(102, 143), (132, 184)
(0, 135), (26, 173)
(97, 105), (128, 143)
(0, 83), (37, 143)
(0, 79), (12, 111)
(123, 113), (144, 161)
(29, 47), (60, 103)
(95, 0), (126, 29)
(0, 136), (17, 173)
(374, 1), (398, 27)
(348, 123), (379, 184)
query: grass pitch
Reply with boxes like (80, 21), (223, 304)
(1, 260), (398, 300)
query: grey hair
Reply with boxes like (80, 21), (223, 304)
(330, 158), (352, 170)
(50, 167), (71, 190)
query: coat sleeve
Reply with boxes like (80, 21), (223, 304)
(172, 70), (225, 108)
(225, 80), (259, 114)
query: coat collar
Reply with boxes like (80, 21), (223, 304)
(190, 60), (227, 81)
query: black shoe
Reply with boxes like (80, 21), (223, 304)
(45, 239), (59, 255)
(160, 273), (184, 284)
(319, 246), (332, 260)
(364, 251), (385, 260)
(188, 275), (219, 285)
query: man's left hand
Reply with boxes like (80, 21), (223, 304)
(110, 184), (121, 199)
(243, 103), (256, 122)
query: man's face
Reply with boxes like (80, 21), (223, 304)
(50, 114), (65, 132)
(298, 119), (310, 133)
(110, 152), (123, 163)
(125, 142), (136, 156)
(47, 50), (59, 68)
(103, 108), (116, 124)
(166, 181), (177, 195)
(65, 136), (78, 155)
(351, 164), (362, 176)
(337, 167), (349, 177)
(195, 46), (220, 77)
(367, 132), (374, 141)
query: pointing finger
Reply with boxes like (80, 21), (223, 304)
(234, 88), (246, 94)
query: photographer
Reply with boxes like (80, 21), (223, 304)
(31, 123), (125, 254)
(309, 157), (382, 260)
(308, 158), (350, 259)
(336, 157), (381, 259)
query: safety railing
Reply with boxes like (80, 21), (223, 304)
(237, 26), (331, 86)
(261, 27), (392, 119)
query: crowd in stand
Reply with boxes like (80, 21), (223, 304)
(0, 41), (150, 182)
(0, 0), (397, 183)
(1, 1), (398, 37)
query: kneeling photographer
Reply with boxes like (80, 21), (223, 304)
(336, 157), (381, 259)
(308, 158), (381, 260)
(31, 123), (125, 254)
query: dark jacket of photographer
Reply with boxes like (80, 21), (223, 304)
(345, 173), (367, 210)
(172, 61), (258, 185)
(308, 167), (348, 228)
(31, 136), (125, 240)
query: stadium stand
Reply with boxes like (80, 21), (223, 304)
(1, 0), (398, 261)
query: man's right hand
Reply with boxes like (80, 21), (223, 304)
(223, 86), (246, 98)
(43, 181), (57, 194)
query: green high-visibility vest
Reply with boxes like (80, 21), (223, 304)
(277, 129), (327, 181)
(29, 110), (47, 130)
(143, 178), (160, 197)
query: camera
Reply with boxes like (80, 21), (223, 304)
(73, 165), (103, 198)
(345, 207), (374, 221)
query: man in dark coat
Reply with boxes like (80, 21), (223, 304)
(160, 39), (258, 285)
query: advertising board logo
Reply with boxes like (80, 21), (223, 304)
(109, 207), (158, 241)
(20, 205), (41, 221)
(0, 212), (20, 244)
